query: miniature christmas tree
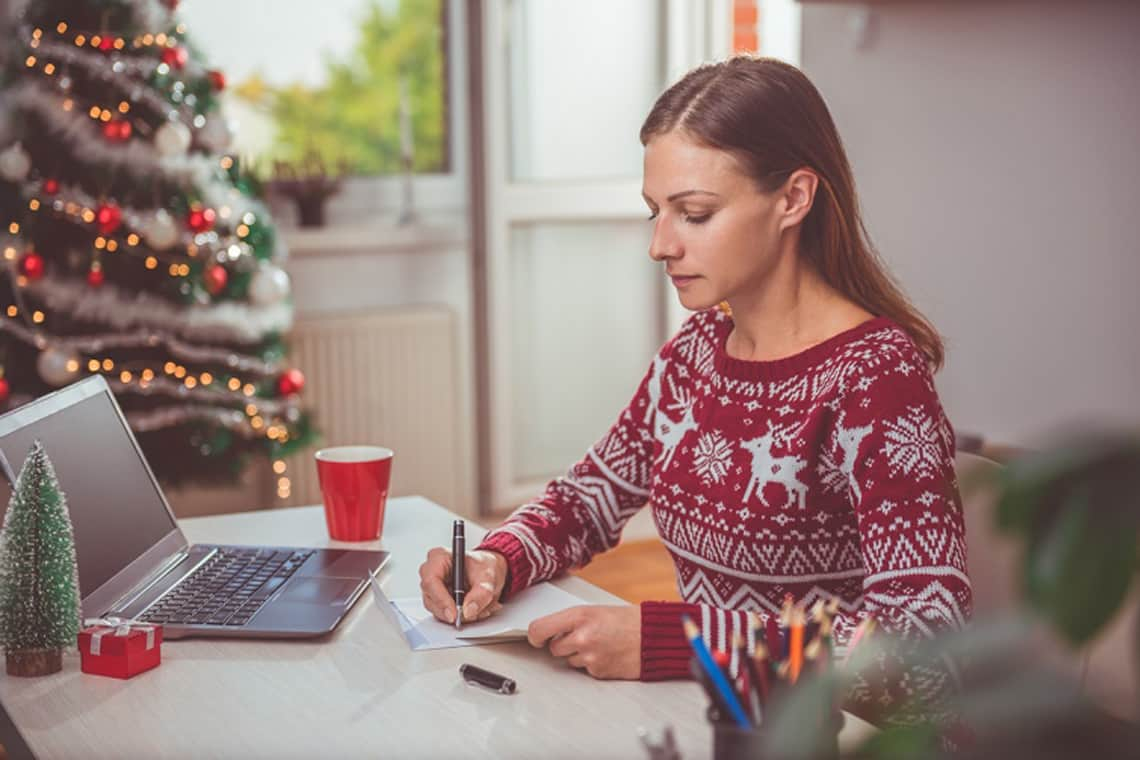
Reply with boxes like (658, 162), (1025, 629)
(0, 439), (81, 676)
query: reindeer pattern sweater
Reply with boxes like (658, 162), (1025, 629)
(477, 308), (972, 716)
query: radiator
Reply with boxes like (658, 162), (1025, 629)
(281, 306), (461, 512)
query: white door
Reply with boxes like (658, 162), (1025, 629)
(481, 0), (731, 512)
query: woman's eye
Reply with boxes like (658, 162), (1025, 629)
(645, 211), (711, 224)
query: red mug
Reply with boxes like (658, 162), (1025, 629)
(314, 446), (393, 541)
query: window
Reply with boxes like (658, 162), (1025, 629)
(180, 0), (449, 176)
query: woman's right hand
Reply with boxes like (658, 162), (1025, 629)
(418, 547), (508, 625)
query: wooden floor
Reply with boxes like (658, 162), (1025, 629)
(571, 538), (681, 603)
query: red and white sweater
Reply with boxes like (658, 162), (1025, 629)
(478, 308), (971, 717)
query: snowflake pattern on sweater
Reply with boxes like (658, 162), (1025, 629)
(478, 308), (972, 722)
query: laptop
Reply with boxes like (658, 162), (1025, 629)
(0, 375), (389, 639)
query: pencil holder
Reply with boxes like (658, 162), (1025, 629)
(708, 706), (764, 760)
(707, 704), (842, 760)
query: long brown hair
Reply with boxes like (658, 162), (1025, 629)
(640, 56), (944, 371)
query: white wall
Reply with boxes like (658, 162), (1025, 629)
(800, 0), (1140, 444)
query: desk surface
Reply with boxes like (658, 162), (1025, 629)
(0, 496), (875, 759)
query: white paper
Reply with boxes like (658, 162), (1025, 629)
(371, 572), (588, 651)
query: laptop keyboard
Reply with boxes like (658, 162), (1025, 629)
(138, 547), (315, 627)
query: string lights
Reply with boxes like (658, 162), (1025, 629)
(2, 10), (306, 501)
(18, 179), (258, 285)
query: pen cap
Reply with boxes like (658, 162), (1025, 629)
(460, 663), (516, 695)
(453, 519), (465, 539)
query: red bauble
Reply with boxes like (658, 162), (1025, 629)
(103, 119), (132, 142)
(42, 178), (60, 195)
(208, 70), (226, 91)
(99, 36), (115, 52)
(187, 207), (216, 233)
(203, 264), (228, 295)
(19, 251), (44, 280)
(161, 46), (188, 69)
(0, 377), (8, 405)
(96, 203), (123, 235)
(87, 264), (104, 288)
(165, 0), (180, 9)
(277, 369), (305, 397)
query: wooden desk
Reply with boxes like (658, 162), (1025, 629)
(0, 496), (875, 758)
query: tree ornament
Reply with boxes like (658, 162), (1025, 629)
(0, 143), (31, 182)
(203, 264), (228, 295)
(249, 263), (291, 306)
(0, 375), (8, 405)
(99, 36), (115, 52)
(155, 121), (191, 157)
(20, 251), (44, 280)
(0, 441), (81, 677)
(42, 178), (60, 195)
(161, 47), (188, 70)
(87, 261), (104, 288)
(102, 120), (131, 142)
(96, 203), (122, 235)
(187, 206), (216, 233)
(142, 209), (179, 249)
(196, 114), (232, 153)
(36, 346), (80, 386)
(208, 70), (226, 91)
(277, 368), (305, 396)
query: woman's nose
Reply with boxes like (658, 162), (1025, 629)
(648, 219), (682, 262)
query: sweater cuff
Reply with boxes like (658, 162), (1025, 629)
(640, 601), (700, 681)
(475, 531), (530, 601)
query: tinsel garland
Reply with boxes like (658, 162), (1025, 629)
(0, 314), (283, 376)
(24, 275), (293, 343)
(8, 83), (224, 189)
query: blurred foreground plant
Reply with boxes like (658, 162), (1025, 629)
(761, 432), (1140, 759)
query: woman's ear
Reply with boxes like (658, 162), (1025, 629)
(777, 168), (819, 233)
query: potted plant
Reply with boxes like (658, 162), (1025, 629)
(268, 152), (349, 228)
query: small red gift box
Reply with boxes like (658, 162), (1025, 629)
(78, 618), (163, 679)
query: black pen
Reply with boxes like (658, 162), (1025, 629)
(460, 663), (516, 694)
(452, 519), (465, 630)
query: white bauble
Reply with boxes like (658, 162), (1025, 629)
(155, 121), (192, 157)
(0, 143), (31, 182)
(142, 209), (180, 250)
(248, 263), (291, 306)
(37, 346), (81, 386)
(197, 113), (233, 153)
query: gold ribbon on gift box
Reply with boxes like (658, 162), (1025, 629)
(82, 616), (158, 655)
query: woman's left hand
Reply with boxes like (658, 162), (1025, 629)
(527, 605), (641, 680)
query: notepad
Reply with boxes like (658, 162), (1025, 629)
(371, 572), (589, 651)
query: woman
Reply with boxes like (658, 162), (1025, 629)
(420, 56), (970, 726)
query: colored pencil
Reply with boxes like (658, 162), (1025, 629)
(734, 632), (763, 722)
(689, 656), (734, 722)
(765, 615), (782, 662)
(789, 606), (805, 684)
(681, 616), (752, 729)
(843, 617), (877, 666)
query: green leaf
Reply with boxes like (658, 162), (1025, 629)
(853, 723), (941, 759)
(1024, 481), (1137, 645)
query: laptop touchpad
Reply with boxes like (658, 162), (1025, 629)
(278, 578), (360, 606)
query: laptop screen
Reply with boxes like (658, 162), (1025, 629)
(0, 389), (179, 599)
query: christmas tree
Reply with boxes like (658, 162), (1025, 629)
(0, 0), (314, 492)
(0, 440), (81, 676)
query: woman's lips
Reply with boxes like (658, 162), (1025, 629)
(669, 274), (699, 288)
